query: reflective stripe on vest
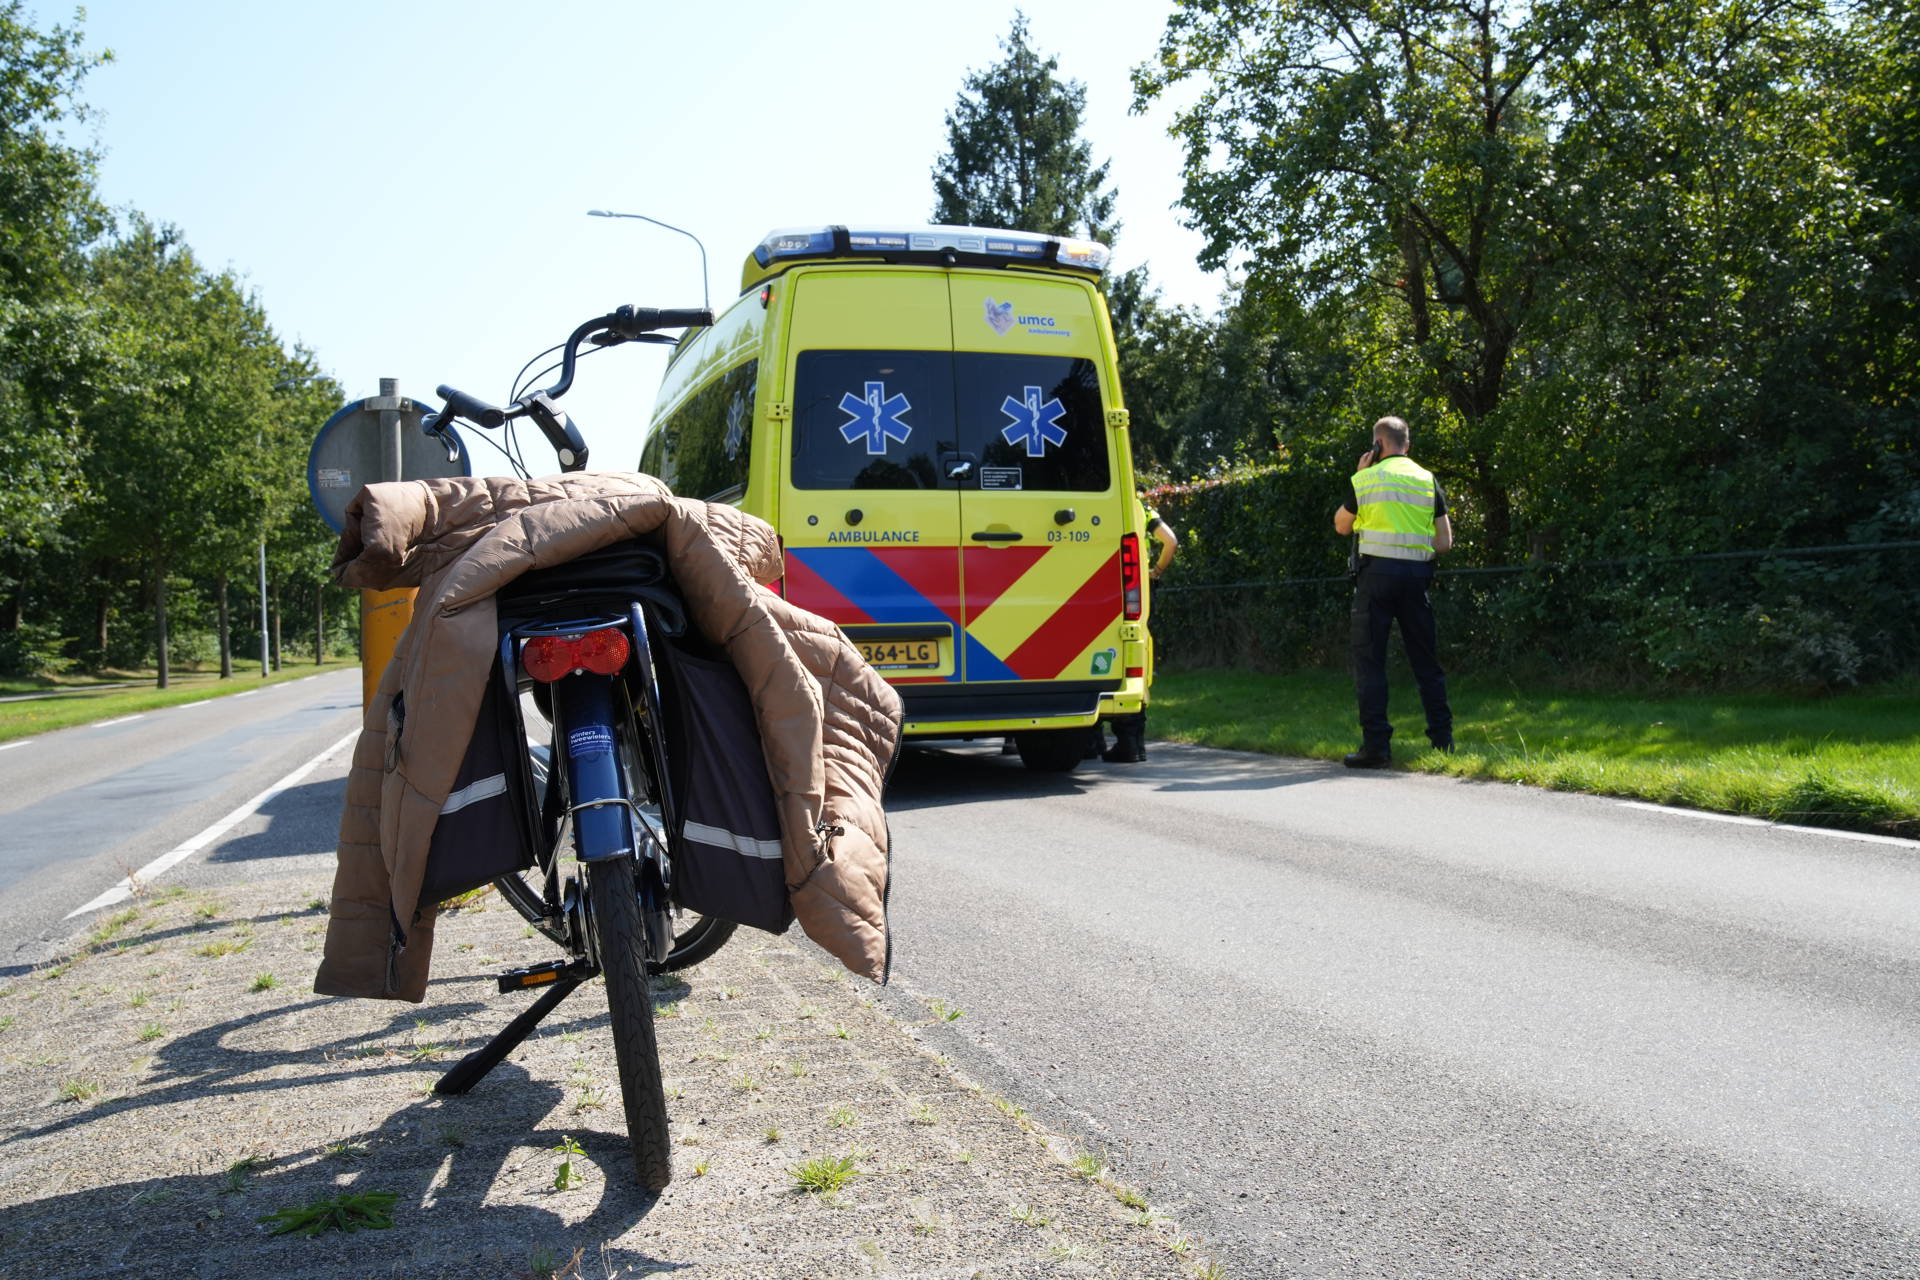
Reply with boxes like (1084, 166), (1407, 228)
(1352, 456), (1437, 562)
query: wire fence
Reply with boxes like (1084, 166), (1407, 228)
(1150, 541), (1920, 688)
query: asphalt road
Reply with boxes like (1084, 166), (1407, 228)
(875, 741), (1920, 1279)
(0, 669), (361, 970)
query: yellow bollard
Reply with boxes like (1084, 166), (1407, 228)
(360, 588), (416, 707)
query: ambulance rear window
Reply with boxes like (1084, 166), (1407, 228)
(791, 350), (1110, 492)
(954, 354), (1108, 493)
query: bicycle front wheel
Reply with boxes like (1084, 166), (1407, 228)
(585, 860), (672, 1190)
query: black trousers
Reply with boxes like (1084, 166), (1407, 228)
(1351, 565), (1451, 752)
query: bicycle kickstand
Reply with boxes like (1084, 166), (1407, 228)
(433, 962), (592, 1096)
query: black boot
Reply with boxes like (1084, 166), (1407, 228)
(1104, 713), (1147, 763)
(1343, 746), (1392, 769)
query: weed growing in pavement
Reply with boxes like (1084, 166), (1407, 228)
(193, 937), (249, 958)
(926, 997), (965, 1022)
(654, 1000), (683, 1019)
(1166, 1233), (1195, 1257)
(558, 1030), (581, 1043)
(572, 1085), (605, 1113)
(763, 1126), (781, 1144)
(323, 1141), (369, 1162)
(58, 1078), (100, 1102)
(88, 908), (139, 948)
(955, 1149), (974, 1164)
(911, 1102), (939, 1126)
(128, 989), (149, 1008)
(408, 1043), (447, 1062)
(665, 1083), (685, 1100)
(220, 1155), (267, 1195)
(909, 1199), (942, 1235)
(306, 896), (326, 912)
(721, 985), (746, 999)
(128, 1187), (175, 1206)
(827, 1106), (857, 1128)
(1192, 1260), (1229, 1279)
(249, 973), (278, 992)
(194, 901), (222, 921)
(789, 1154), (860, 1195)
(1109, 1180), (1150, 1211)
(137, 1023), (164, 1042)
(552, 1135), (587, 1190)
(258, 1190), (397, 1237)
(797, 1003), (824, 1020)
(527, 1245), (586, 1280)
(438, 1124), (466, 1147)
(0, 1014), (14, 1033)
(692, 1159), (712, 1177)
(1069, 1150), (1106, 1180)
(1049, 1235), (1087, 1260)
(733, 1074), (762, 1093)
(787, 1060), (809, 1078)
(755, 1024), (774, 1041)
(1010, 1203), (1051, 1228)
(833, 1024), (853, 1040)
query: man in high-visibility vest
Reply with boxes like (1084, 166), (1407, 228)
(1332, 416), (1455, 767)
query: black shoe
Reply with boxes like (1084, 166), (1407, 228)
(1103, 745), (1146, 764)
(1428, 738), (1454, 754)
(1343, 750), (1392, 769)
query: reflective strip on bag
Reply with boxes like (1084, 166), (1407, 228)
(684, 819), (783, 861)
(440, 773), (507, 815)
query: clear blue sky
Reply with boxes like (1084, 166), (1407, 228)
(64, 0), (1224, 476)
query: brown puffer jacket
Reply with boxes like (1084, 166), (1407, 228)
(314, 473), (902, 1002)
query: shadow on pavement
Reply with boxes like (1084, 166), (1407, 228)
(207, 777), (344, 865)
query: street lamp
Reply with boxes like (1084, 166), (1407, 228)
(586, 208), (711, 313)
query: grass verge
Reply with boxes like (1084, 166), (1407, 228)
(0, 658), (361, 743)
(1151, 668), (1920, 839)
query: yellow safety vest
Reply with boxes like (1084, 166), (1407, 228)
(1352, 455), (1437, 562)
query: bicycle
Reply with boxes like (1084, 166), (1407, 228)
(416, 303), (718, 1191)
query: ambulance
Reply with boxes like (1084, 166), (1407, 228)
(641, 225), (1151, 772)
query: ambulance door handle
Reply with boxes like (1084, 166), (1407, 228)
(947, 461), (973, 480)
(970, 530), (1023, 542)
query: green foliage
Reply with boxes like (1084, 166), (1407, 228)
(258, 1190), (397, 1237)
(931, 12), (1117, 243)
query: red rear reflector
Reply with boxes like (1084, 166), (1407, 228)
(574, 628), (630, 675)
(1126, 666), (1144, 677)
(520, 629), (628, 682)
(1120, 533), (1143, 620)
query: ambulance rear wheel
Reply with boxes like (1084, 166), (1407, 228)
(1013, 729), (1084, 773)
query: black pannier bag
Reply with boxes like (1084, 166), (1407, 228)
(659, 644), (795, 935)
(419, 665), (534, 905)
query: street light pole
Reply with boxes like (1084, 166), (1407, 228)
(586, 208), (711, 312)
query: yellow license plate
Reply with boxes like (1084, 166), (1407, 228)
(857, 639), (940, 670)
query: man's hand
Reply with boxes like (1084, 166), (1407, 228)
(1356, 448), (1377, 472)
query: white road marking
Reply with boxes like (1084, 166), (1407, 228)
(233, 689), (259, 698)
(1617, 800), (1918, 848)
(94, 714), (146, 728)
(176, 699), (215, 709)
(0, 739), (32, 752)
(66, 730), (359, 918)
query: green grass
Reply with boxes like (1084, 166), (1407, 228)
(0, 658), (360, 743)
(1152, 669), (1920, 837)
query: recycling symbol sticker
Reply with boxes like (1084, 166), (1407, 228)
(999, 385), (1068, 458)
(838, 381), (913, 455)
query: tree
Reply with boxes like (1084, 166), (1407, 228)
(1136, 0), (1911, 560)
(0, 3), (110, 667)
(932, 12), (1118, 242)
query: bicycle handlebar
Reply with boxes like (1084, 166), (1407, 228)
(424, 303), (712, 473)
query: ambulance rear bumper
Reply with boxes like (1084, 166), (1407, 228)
(898, 679), (1142, 737)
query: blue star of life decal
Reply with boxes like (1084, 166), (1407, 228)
(999, 386), (1068, 458)
(838, 381), (913, 455)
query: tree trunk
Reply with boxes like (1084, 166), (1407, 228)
(216, 575), (232, 679)
(94, 593), (109, 668)
(154, 572), (171, 690)
(314, 583), (325, 664)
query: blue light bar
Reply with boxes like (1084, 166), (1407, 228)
(747, 224), (1112, 281)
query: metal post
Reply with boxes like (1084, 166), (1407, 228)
(258, 539), (270, 677)
(360, 377), (415, 707)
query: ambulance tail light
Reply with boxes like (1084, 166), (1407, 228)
(1120, 533), (1143, 620)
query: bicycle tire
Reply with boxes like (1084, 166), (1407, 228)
(585, 859), (673, 1190)
(655, 912), (738, 973)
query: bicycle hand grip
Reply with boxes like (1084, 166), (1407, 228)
(436, 384), (507, 429)
(610, 306), (713, 338)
